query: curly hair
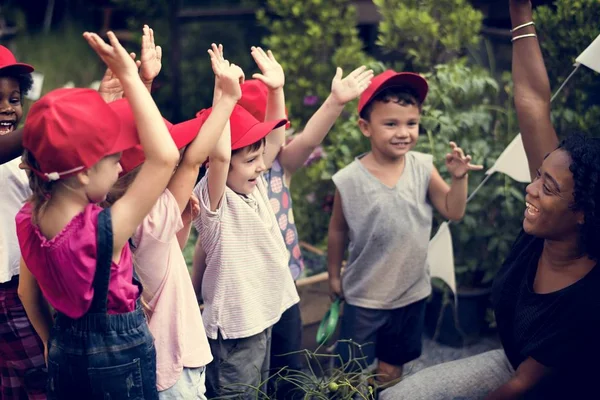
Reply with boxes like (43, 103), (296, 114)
(0, 72), (33, 98)
(559, 133), (600, 260)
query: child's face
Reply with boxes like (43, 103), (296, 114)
(359, 100), (420, 160)
(82, 153), (123, 203)
(0, 76), (23, 135)
(227, 144), (267, 195)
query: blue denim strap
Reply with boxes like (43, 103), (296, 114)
(89, 208), (113, 314)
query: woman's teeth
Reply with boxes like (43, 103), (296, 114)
(526, 201), (539, 214)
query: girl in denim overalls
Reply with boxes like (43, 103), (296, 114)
(15, 30), (180, 399)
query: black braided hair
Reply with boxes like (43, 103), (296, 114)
(559, 133), (600, 260)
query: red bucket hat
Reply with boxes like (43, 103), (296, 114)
(117, 101), (210, 174)
(357, 70), (428, 114)
(23, 88), (139, 181)
(0, 45), (34, 75)
(197, 104), (287, 151)
(239, 79), (291, 129)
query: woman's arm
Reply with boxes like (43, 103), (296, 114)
(485, 357), (550, 399)
(510, 0), (559, 180)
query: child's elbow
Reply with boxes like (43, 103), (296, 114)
(17, 286), (28, 303)
(447, 210), (466, 222)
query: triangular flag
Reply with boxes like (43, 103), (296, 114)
(486, 134), (530, 183)
(25, 72), (44, 101)
(427, 222), (456, 296)
(576, 33), (600, 74)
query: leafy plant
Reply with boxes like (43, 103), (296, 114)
(257, 0), (372, 127)
(374, 0), (484, 71)
(534, 0), (600, 137)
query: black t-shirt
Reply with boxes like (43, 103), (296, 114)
(491, 230), (600, 399)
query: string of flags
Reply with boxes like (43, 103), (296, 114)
(428, 32), (600, 297)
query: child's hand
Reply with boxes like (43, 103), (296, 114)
(183, 194), (201, 221)
(98, 52), (141, 103)
(139, 25), (162, 84)
(330, 66), (374, 105)
(329, 276), (344, 301)
(84, 31), (139, 81)
(209, 44), (244, 97)
(251, 46), (284, 91)
(210, 43), (224, 103)
(445, 142), (484, 179)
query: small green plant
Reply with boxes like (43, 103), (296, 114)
(217, 341), (377, 399)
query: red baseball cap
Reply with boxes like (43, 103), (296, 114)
(117, 102), (209, 174)
(357, 70), (428, 114)
(239, 79), (291, 129)
(0, 45), (34, 75)
(23, 88), (139, 181)
(197, 104), (287, 151)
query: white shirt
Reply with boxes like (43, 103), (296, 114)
(193, 173), (299, 340)
(1, 158), (31, 283)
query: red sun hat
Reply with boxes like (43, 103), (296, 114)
(357, 70), (428, 114)
(23, 88), (139, 181)
(196, 104), (287, 151)
(116, 100), (210, 174)
(0, 45), (34, 75)
(239, 79), (291, 129)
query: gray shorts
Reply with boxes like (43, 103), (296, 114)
(205, 328), (272, 399)
(379, 349), (514, 400)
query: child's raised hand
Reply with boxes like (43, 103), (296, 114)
(84, 31), (138, 81)
(330, 66), (374, 105)
(208, 43), (225, 102)
(98, 52), (141, 103)
(445, 142), (484, 179)
(250, 46), (284, 91)
(219, 64), (244, 101)
(139, 25), (162, 84)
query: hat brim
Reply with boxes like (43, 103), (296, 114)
(374, 72), (428, 104)
(232, 118), (287, 150)
(107, 109), (140, 157)
(0, 63), (35, 75)
(170, 113), (208, 149)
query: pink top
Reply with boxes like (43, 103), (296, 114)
(131, 190), (212, 391)
(16, 202), (139, 319)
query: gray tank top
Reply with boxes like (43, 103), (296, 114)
(332, 151), (434, 309)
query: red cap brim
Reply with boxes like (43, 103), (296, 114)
(0, 63), (34, 75)
(232, 118), (287, 150)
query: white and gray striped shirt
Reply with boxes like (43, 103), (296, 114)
(193, 172), (299, 340)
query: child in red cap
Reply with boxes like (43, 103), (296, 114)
(15, 30), (181, 399)
(328, 70), (483, 389)
(101, 42), (244, 399)
(0, 45), (48, 400)
(222, 65), (373, 398)
(190, 45), (298, 398)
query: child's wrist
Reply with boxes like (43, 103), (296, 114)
(268, 86), (284, 94)
(325, 94), (347, 109)
(452, 172), (468, 181)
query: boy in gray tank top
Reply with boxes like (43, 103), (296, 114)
(327, 70), (483, 389)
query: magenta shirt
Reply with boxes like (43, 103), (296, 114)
(16, 202), (139, 319)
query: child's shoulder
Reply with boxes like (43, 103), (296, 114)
(407, 150), (433, 166)
(332, 157), (362, 184)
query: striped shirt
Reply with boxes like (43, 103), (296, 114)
(193, 172), (299, 340)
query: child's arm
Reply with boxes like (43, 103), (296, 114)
(84, 31), (179, 258)
(327, 189), (348, 300)
(428, 142), (483, 221)
(97, 52), (140, 103)
(17, 258), (53, 364)
(191, 235), (207, 300)
(0, 128), (23, 164)
(177, 194), (200, 250)
(167, 43), (241, 215)
(279, 66), (373, 175)
(510, 0), (558, 181)
(250, 47), (286, 169)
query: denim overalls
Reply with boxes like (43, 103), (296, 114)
(46, 209), (158, 399)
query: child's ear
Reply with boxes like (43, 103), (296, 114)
(76, 170), (90, 186)
(358, 118), (371, 138)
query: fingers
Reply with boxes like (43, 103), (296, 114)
(129, 52), (136, 60)
(467, 163), (485, 171)
(333, 67), (343, 82)
(106, 31), (124, 52)
(149, 27), (155, 47)
(348, 65), (366, 79)
(156, 45), (162, 61)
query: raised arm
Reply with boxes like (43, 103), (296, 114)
(250, 47), (286, 169)
(510, 0), (558, 180)
(84, 30), (179, 258)
(279, 66), (373, 175)
(0, 127), (23, 164)
(167, 43), (240, 214)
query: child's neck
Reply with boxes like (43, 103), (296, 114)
(39, 186), (91, 239)
(369, 148), (406, 168)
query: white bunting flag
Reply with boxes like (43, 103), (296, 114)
(486, 134), (531, 183)
(576, 33), (600, 74)
(427, 222), (456, 296)
(25, 72), (44, 101)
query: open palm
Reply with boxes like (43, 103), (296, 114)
(139, 25), (162, 83)
(331, 66), (374, 105)
(251, 46), (284, 90)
